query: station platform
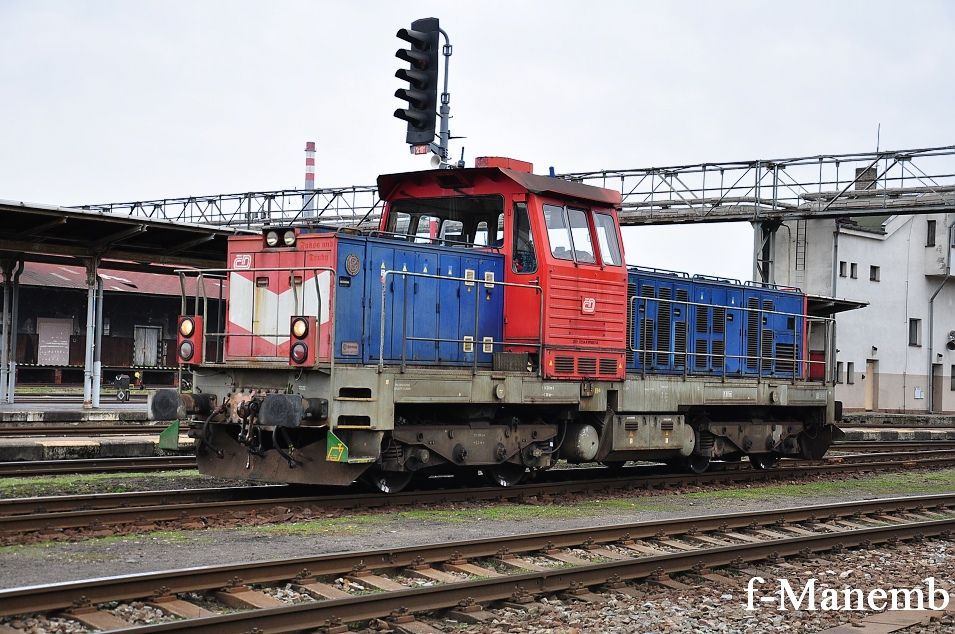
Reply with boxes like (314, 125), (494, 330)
(0, 401), (148, 423)
(839, 427), (955, 441)
(0, 433), (192, 462)
(841, 412), (955, 428)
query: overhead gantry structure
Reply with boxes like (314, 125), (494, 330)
(76, 145), (955, 286)
(561, 145), (955, 284)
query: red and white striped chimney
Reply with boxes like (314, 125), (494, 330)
(304, 141), (316, 216)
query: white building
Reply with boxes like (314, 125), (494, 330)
(769, 213), (955, 413)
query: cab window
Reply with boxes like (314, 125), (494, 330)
(593, 212), (622, 266)
(391, 211), (411, 236)
(512, 203), (537, 273)
(474, 213), (504, 248)
(544, 204), (574, 261)
(438, 219), (465, 245)
(567, 208), (595, 264)
(414, 214), (442, 244)
(385, 195), (504, 247)
(545, 204), (598, 265)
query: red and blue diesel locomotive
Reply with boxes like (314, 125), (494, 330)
(150, 157), (842, 492)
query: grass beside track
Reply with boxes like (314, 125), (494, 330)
(681, 468), (955, 501)
(0, 470), (201, 498)
(0, 530), (191, 558)
(246, 468), (955, 538)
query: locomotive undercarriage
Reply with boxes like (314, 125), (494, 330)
(155, 365), (840, 491)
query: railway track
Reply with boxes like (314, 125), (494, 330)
(834, 440), (955, 452)
(0, 455), (197, 477)
(4, 449), (955, 544)
(2, 437), (954, 478)
(0, 493), (952, 632)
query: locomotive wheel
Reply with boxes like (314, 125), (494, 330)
(601, 461), (629, 474)
(682, 454), (711, 474)
(749, 454), (781, 470)
(483, 463), (527, 487)
(363, 469), (414, 494)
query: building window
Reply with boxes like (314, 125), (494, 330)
(836, 361), (844, 384)
(909, 318), (922, 346)
(869, 265), (880, 281)
(951, 365), (955, 391)
(850, 263), (858, 279)
(846, 362), (855, 384)
(839, 261), (847, 277)
(927, 219), (937, 247)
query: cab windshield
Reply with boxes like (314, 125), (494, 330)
(385, 195), (505, 247)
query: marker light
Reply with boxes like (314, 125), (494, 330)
(290, 342), (308, 364)
(178, 340), (194, 361)
(178, 317), (194, 338)
(291, 317), (309, 338)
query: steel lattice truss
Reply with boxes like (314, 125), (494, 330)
(560, 145), (955, 225)
(77, 185), (383, 229)
(75, 145), (955, 228)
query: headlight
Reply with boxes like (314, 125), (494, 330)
(283, 230), (296, 246)
(265, 230), (280, 247)
(290, 342), (308, 363)
(178, 340), (194, 361)
(178, 317), (194, 338)
(291, 317), (309, 338)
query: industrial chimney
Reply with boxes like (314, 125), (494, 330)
(304, 141), (316, 218)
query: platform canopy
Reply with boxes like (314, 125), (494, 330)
(806, 294), (868, 317)
(0, 199), (249, 270)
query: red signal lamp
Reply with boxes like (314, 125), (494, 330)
(177, 315), (203, 365)
(289, 316), (317, 366)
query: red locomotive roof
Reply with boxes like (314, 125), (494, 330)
(377, 167), (622, 207)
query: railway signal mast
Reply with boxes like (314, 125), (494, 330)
(393, 17), (454, 168)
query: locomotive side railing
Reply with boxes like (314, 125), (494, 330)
(177, 265), (338, 369)
(378, 269), (544, 375)
(628, 295), (837, 385)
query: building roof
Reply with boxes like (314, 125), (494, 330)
(19, 262), (222, 297)
(0, 199), (249, 270)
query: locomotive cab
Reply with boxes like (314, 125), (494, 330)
(376, 156), (628, 382)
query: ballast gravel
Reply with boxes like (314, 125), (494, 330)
(425, 538), (955, 634)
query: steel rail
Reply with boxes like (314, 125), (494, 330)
(0, 456), (197, 477)
(3, 451), (955, 540)
(0, 484), (293, 516)
(1, 493), (952, 619)
(111, 518), (955, 633)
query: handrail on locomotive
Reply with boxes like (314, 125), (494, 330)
(628, 294), (836, 384)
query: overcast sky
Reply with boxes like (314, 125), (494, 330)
(2, 1), (954, 280)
